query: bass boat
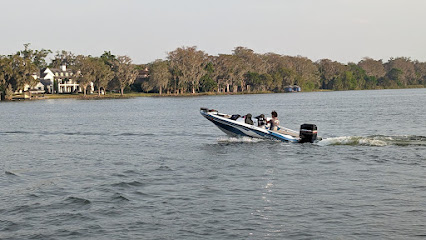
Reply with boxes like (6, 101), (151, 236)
(200, 108), (318, 143)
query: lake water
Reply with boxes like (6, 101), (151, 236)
(1, 89), (425, 239)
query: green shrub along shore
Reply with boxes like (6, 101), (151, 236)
(1, 44), (425, 101)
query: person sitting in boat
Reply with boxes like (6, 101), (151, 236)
(244, 113), (254, 125)
(268, 111), (280, 131)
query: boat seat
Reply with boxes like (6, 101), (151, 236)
(245, 114), (254, 125)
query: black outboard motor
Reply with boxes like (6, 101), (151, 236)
(299, 124), (318, 143)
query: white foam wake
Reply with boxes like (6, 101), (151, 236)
(317, 135), (426, 147)
(317, 136), (388, 146)
(217, 136), (264, 143)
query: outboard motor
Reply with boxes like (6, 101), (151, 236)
(299, 124), (318, 143)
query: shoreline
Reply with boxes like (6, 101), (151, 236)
(3, 86), (425, 102)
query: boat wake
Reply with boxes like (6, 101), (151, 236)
(317, 135), (426, 147)
(217, 136), (265, 143)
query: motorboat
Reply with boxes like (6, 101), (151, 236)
(200, 108), (318, 143)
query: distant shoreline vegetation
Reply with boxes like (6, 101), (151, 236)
(1, 44), (425, 101)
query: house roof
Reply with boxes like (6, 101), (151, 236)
(39, 67), (75, 81)
(40, 72), (48, 78)
(50, 68), (74, 74)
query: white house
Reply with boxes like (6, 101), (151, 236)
(40, 65), (93, 94)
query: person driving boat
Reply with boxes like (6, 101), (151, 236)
(268, 111), (280, 131)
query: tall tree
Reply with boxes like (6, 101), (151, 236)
(73, 55), (95, 97)
(113, 56), (138, 96)
(232, 47), (261, 91)
(148, 60), (171, 95)
(384, 57), (416, 86)
(0, 56), (16, 98)
(347, 63), (369, 90)
(18, 44), (40, 92)
(317, 59), (347, 89)
(17, 43), (51, 69)
(233, 46), (266, 73)
(8, 54), (27, 92)
(100, 51), (117, 68)
(0, 56), (7, 97)
(414, 61), (426, 86)
(214, 54), (234, 92)
(358, 57), (386, 79)
(51, 50), (76, 68)
(271, 67), (296, 91)
(291, 56), (320, 91)
(199, 61), (217, 92)
(168, 46), (207, 94)
(93, 58), (114, 96)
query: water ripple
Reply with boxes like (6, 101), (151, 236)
(111, 180), (146, 188)
(1, 89), (426, 239)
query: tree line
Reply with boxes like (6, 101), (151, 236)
(145, 46), (426, 94)
(1, 44), (426, 100)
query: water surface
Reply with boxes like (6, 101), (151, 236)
(1, 89), (425, 239)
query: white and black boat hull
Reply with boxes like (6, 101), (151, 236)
(200, 108), (317, 143)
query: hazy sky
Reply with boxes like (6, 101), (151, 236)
(1, 0), (425, 64)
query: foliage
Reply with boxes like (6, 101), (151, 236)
(198, 62), (217, 92)
(147, 60), (171, 95)
(5, 84), (13, 100)
(199, 74), (217, 92)
(92, 58), (114, 96)
(168, 46), (208, 94)
(1, 44), (426, 100)
(100, 51), (116, 68)
(51, 50), (75, 68)
(73, 55), (95, 96)
(113, 56), (138, 96)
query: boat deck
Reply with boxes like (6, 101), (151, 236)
(275, 128), (300, 138)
